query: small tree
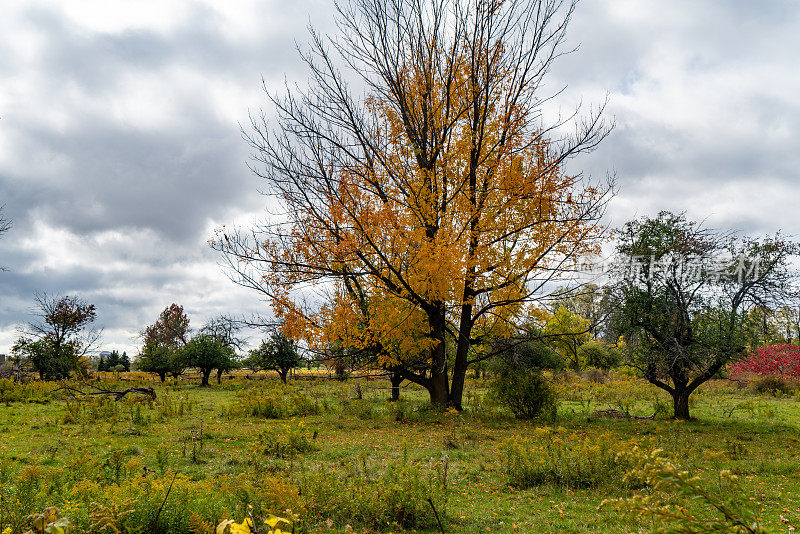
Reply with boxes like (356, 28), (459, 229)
(137, 304), (190, 381)
(612, 212), (797, 419)
(541, 308), (592, 371)
(200, 315), (246, 383)
(578, 341), (621, 371)
(12, 293), (100, 380)
(247, 332), (302, 384)
(181, 335), (235, 387)
(136, 344), (180, 382)
(120, 352), (130, 372)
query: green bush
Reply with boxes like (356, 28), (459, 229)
(578, 342), (621, 370)
(488, 366), (557, 420)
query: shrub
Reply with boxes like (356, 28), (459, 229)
(751, 376), (793, 396)
(488, 366), (557, 420)
(731, 344), (800, 381)
(602, 446), (772, 533)
(578, 342), (621, 370)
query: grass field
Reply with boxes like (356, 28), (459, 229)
(1, 371), (799, 533)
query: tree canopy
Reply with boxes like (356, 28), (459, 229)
(12, 293), (100, 380)
(246, 332), (302, 383)
(214, 0), (611, 408)
(611, 211), (797, 419)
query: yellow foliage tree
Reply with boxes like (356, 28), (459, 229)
(214, 0), (612, 408)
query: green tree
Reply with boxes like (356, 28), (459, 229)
(612, 212), (797, 419)
(541, 308), (592, 371)
(120, 352), (130, 372)
(12, 293), (99, 380)
(137, 304), (190, 381)
(136, 344), (179, 382)
(200, 315), (245, 383)
(247, 332), (302, 384)
(180, 335), (235, 387)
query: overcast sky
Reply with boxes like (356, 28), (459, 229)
(1, 0), (798, 356)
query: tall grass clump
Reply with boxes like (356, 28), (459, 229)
(299, 452), (448, 530)
(235, 386), (319, 419)
(504, 429), (634, 489)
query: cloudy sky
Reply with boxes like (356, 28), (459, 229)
(1, 0), (798, 355)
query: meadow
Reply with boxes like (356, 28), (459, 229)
(1, 371), (799, 533)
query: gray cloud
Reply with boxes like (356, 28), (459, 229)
(1, 0), (799, 354)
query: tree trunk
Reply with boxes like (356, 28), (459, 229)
(427, 305), (450, 408)
(449, 301), (474, 411)
(390, 372), (402, 401)
(672, 388), (692, 420)
(201, 368), (212, 387)
(216, 368), (223, 384)
(158, 371), (166, 382)
(279, 369), (288, 384)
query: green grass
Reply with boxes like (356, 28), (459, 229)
(1, 373), (800, 532)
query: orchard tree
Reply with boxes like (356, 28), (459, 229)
(214, 0), (612, 409)
(201, 315), (246, 383)
(612, 212), (797, 420)
(137, 304), (190, 381)
(136, 345), (178, 382)
(180, 334), (235, 387)
(12, 293), (100, 380)
(247, 332), (302, 383)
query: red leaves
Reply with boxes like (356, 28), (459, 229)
(730, 344), (800, 381)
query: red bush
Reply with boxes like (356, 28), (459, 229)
(731, 344), (800, 381)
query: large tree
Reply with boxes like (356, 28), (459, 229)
(214, 0), (611, 408)
(12, 293), (100, 380)
(612, 212), (797, 419)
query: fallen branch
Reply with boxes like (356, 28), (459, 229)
(54, 383), (157, 401)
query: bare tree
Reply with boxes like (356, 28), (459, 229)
(0, 205), (11, 272)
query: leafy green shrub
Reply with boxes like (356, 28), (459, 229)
(504, 430), (634, 489)
(488, 366), (557, 420)
(751, 376), (793, 396)
(579, 342), (621, 370)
